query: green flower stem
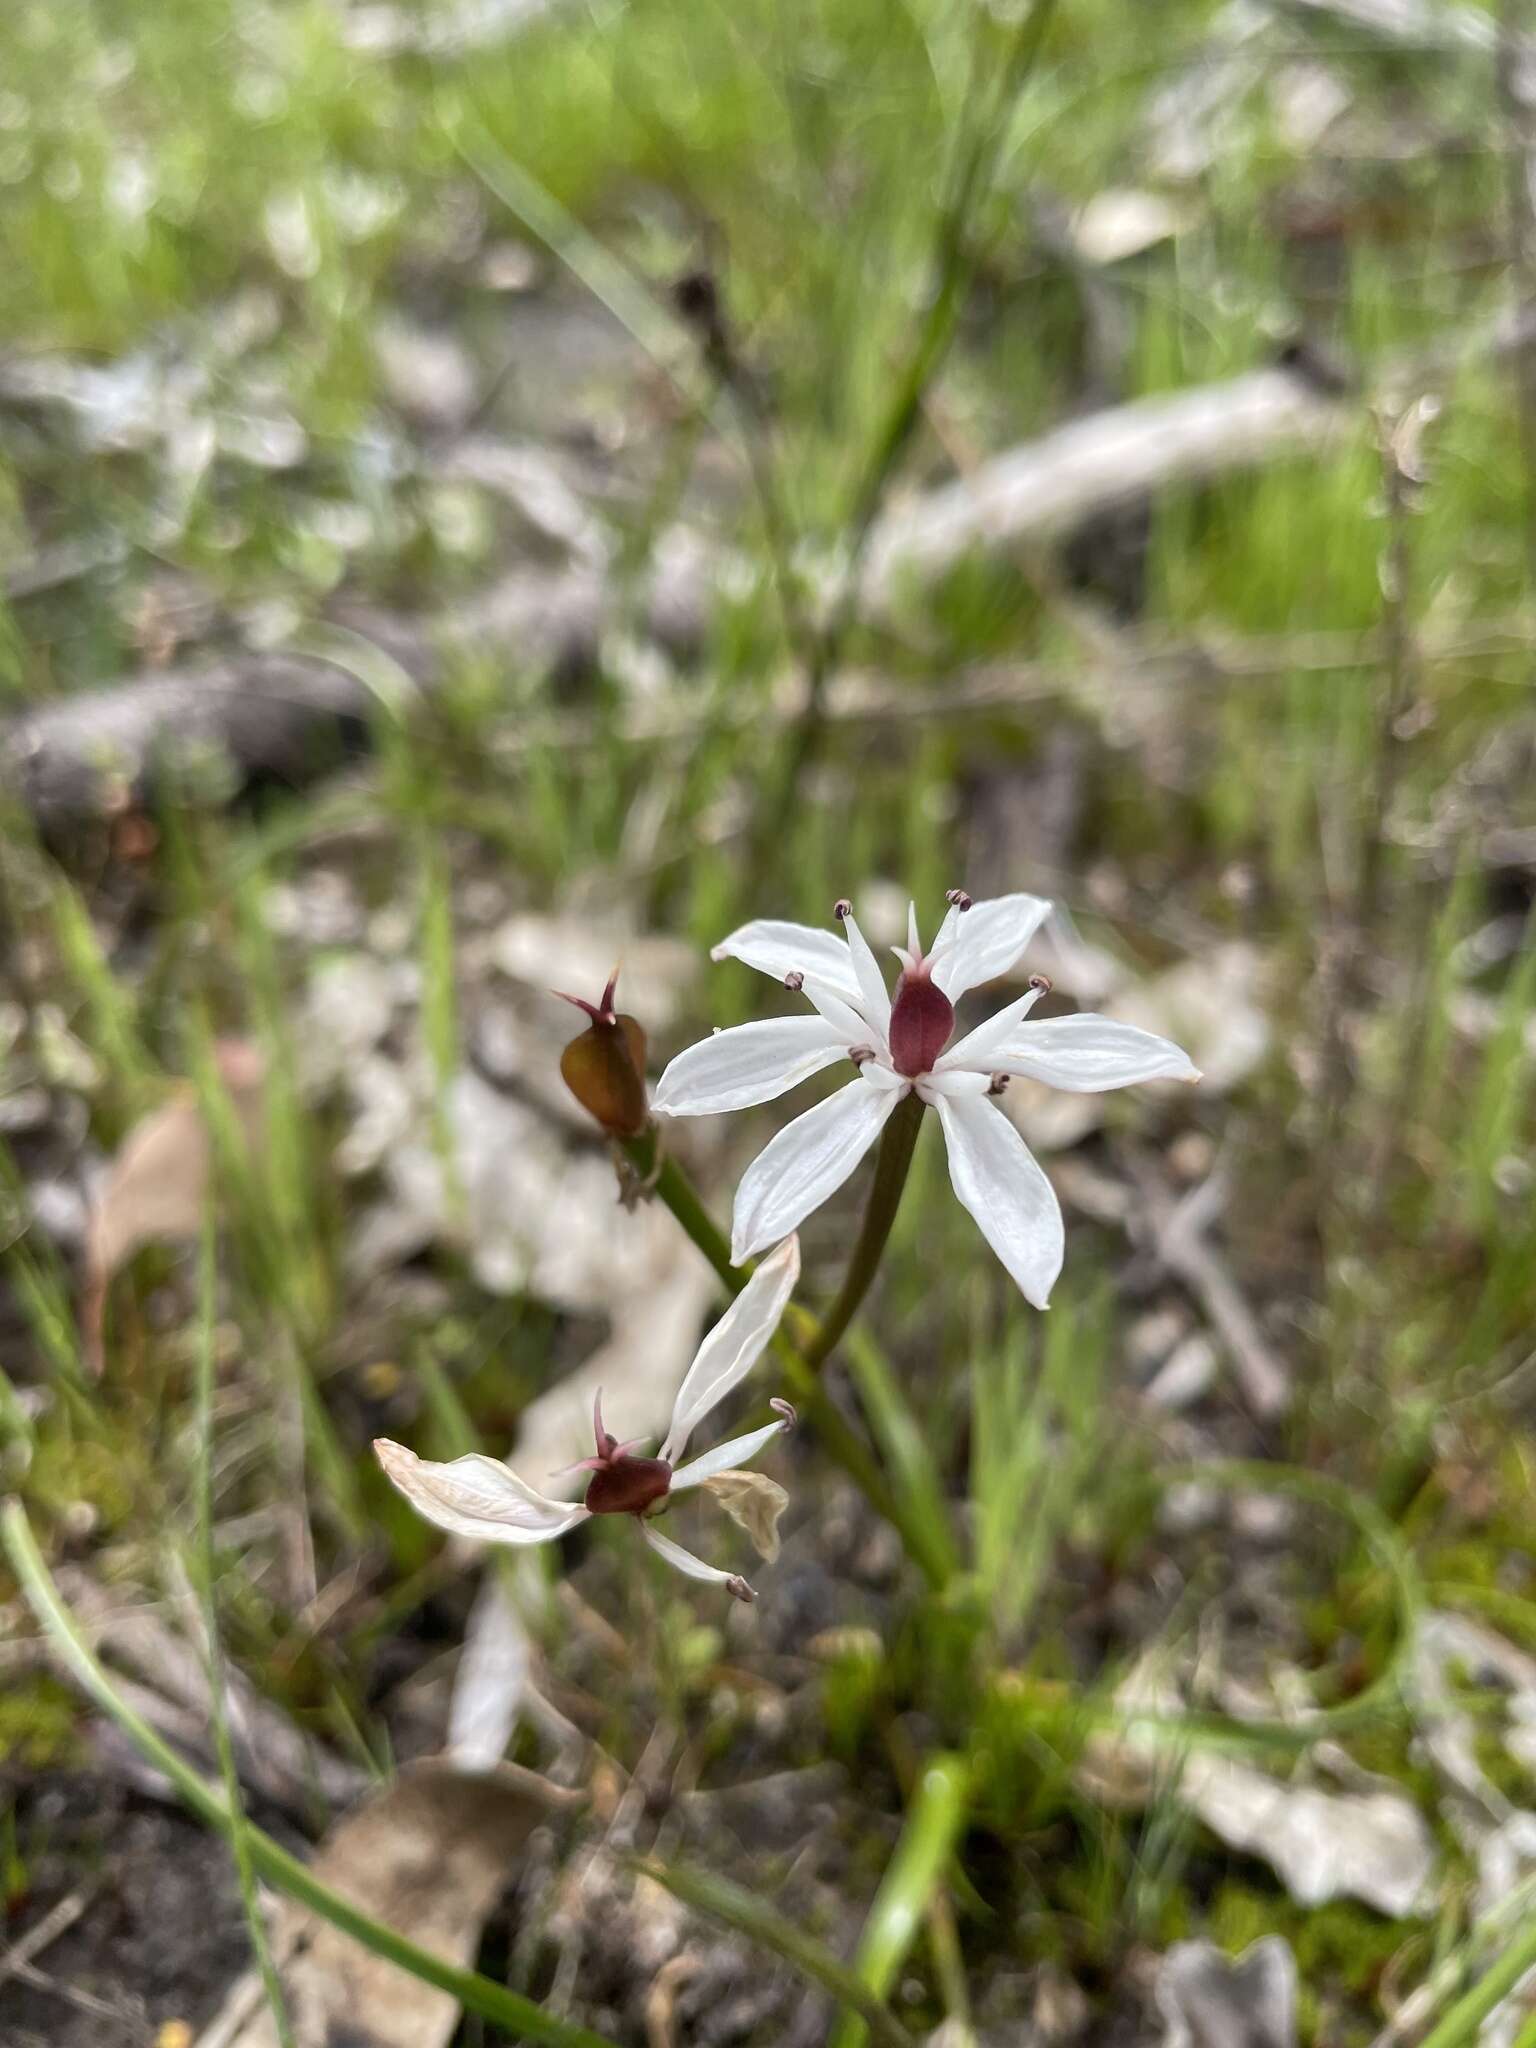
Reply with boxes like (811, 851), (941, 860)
(804, 1092), (925, 1372)
(828, 1751), (971, 2048)
(623, 1127), (741, 1296)
(1, 1501), (620, 2048)
(622, 1121), (948, 1588)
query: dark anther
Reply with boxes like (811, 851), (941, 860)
(784, 970), (805, 991)
(769, 1397), (797, 1429)
(1028, 974), (1052, 994)
(848, 1043), (876, 1067)
(833, 898), (852, 921)
(945, 888), (973, 911)
(987, 1073), (1010, 1097)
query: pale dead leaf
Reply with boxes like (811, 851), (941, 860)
(1086, 1660), (1437, 1916)
(82, 1043), (265, 1375)
(1157, 1937), (1297, 2048)
(196, 1758), (577, 2048)
(489, 911), (696, 1029)
(701, 1470), (789, 1563)
(1085, 1725), (1436, 1916)
(1073, 188), (1187, 265)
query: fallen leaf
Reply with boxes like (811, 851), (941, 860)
(82, 1042), (265, 1375)
(1073, 188), (1187, 265)
(196, 1758), (577, 2048)
(489, 911), (696, 1030)
(1157, 1937), (1297, 2048)
(1174, 1752), (1435, 1916)
(1086, 1664), (1437, 1916)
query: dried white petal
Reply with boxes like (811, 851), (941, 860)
(375, 1441), (590, 1546)
(701, 1469), (790, 1561)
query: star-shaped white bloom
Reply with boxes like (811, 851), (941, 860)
(652, 893), (1200, 1307)
(375, 1235), (800, 1603)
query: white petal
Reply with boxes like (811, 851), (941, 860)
(660, 1234), (799, 1463)
(670, 1419), (790, 1489)
(374, 1440), (590, 1546)
(859, 1058), (908, 1092)
(934, 1094), (1064, 1308)
(936, 984), (1046, 1072)
(839, 912), (892, 1039)
(984, 1014), (1201, 1092)
(641, 1520), (755, 1599)
(730, 1079), (901, 1265)
(652, 1017), (846, 1117)
(801, 974), (882, 1046)
(711, 919), (860, 1006)
(918, 1067), (992, 1099)
(931, 892), (1052, 1000)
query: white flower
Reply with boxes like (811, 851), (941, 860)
(652, 893), (1200, 1307)
(374, 1235), (800, 1603)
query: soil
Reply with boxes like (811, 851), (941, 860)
(2, 1770), (249, 2048)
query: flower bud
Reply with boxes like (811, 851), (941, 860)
(556, 971), (650, 1138)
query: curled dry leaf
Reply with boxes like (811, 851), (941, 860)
(81, 1042), (266, 1376)
(196, 1758), (577, 2048)
(701, 1469), (790, 1563)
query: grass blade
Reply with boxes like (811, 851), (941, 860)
(829, 1751), (970, 2048)
(189, 1215), (296, 2048)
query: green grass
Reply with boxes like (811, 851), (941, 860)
(3, 0), (1536, 2039)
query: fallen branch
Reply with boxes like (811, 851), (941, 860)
(8, 305), (1530, 829)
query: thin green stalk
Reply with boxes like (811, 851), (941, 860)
(1417, 1918), (1536, 2048)
(828, 1752), (971, 2048)
(2, 1502), (619, 2048)
(191, 1219), (296, 2048)
(847, 1329), (960, 1583)
(805, 1093), (925, 1371)
(623, 1128), (742, 1296)
(633, 1857), (916, 2048)
(990, 1459), (1421, 1757)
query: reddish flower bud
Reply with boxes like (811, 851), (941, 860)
(556, 970), (650, 1138)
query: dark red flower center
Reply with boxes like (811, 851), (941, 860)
(888, 966), (954, 1077)
(584, 1454), (673, 1516)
